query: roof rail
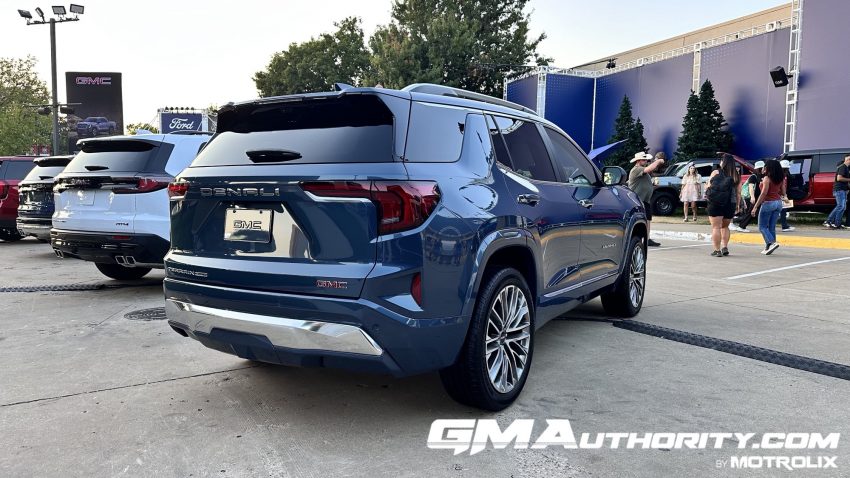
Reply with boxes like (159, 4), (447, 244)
(402, 83), (537, 115)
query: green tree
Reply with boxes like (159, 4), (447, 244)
(368, 0), (550, 97)
(676, 80), (733, 161)
(254, 17), (373, 96)
(126, 123), (160, 135)
(605, 95), (647, 168)
(0, 56), (51, 155)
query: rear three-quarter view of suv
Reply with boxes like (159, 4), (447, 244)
(0, 156), (37, 242)
(52, 132), (210, 279)
(164, 84), (648, 410)
(17, 155), (74, 241)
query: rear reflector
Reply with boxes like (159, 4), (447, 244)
(301, 181), (440, 235)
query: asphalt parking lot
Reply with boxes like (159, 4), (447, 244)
(1, 237), (848, 477)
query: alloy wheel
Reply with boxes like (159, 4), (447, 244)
(629, 244), (646, 308)
(485, 284), (531, 394)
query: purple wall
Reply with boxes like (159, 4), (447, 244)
(700, 29), (789, 160)
(593, 54), (694, 158)
(795, 0), (850, 150)
(544, 74), (594, 151)
(506, 75), (538, 112)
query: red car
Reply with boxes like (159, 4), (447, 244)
(780, 148), (850, 209)
(0, 156), (38, 241)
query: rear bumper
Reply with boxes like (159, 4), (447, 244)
(51, 229), (169, 266)
(163, 278), (468, 377)
(16, 217), (52, 240)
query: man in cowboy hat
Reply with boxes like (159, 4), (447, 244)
(628, 151), (666, 246)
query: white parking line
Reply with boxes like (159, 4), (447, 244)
(652, 244), (713, 251)
(725, 256), (850, 280)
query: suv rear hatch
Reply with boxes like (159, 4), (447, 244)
(166, 93), (439, 299)
(18, 156), (72, 219)
(53, 138), (173, 233)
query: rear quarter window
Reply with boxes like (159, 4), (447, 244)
(191, 95), (396, 167)
(2, 160), (36, 180)
(403, 102), (469, 162)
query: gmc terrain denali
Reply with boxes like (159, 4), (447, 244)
(164, 84), (648, 410)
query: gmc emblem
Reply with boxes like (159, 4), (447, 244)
(75, 76), (112, 85)
(233, 220), (263, 230)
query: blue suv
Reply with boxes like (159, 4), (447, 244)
(164, 84), (648, 410)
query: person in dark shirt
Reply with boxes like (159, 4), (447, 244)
(735, 160), (765, 233)
(825, 155), (850, 229)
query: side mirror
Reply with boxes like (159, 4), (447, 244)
(602, 166), (627, 186)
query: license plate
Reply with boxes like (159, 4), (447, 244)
(75, 190), (95, 206)
(224, 208), (273, 243)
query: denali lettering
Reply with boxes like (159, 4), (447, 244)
(316, 280), (348, 289)
(167, 267), (208, 278)
(200, 187), (280, 197)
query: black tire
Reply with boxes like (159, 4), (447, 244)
(439, 267), (534, 411)
(601, 235), (646, 317)
(0, 229), (24, 242)
(95, 263), (152, 280)
(651, 192), (676, 216)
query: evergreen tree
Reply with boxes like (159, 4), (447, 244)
(629, 118), (649, 159)
(606, 95), (641, 167)
(676, 80), (734, 161)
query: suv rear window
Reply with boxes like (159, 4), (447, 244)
(1, 160), (36, 179)
(64, 140), (172, 174)
(192, 95), (395, 166)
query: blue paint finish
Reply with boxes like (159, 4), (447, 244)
(701, 29), (790, 159)
(795, 0), (850, 150)
(544, 74), (594, 151)
(506, 74), (538, 112)
(593, 55), (694, 158)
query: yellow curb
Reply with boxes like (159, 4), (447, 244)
(729, 233), (850, 250)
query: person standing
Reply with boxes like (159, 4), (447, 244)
(734, 160), (765, 233)
(779, 159), (796, 232)
(705, 155), (739, 256)
(680, 163), (701, 222)
(628, 151), (666, 246)
(751, 159), (786, 255)
(825, 154), (850, 229)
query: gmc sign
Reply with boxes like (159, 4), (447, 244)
(75, 76), (112, 85)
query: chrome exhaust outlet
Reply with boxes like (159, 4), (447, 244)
(125, 256), (137, 266)
(54, 249), (64, 259)
(115, 256), (128, 266)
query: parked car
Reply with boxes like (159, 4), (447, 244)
(51, 132), (211, 279)
(0, 156), (37, 242)
(163, 83), (649, 411)
(779, 148), (850, 209)
(17, 155), (74, 241)
(76, 117), (117, 137)
(650, 156), (756, 215)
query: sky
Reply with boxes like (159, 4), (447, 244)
(1, 0), (786, 126)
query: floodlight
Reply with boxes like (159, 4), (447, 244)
(60, 106), (74, 114)
(35, 7), (45, 21)
(18, 9), (32, 19)
(52, 5), (66, 15)
(69, 4), (84, 14)
(605, 59), (617, 69)
(770, 66), (791, 88)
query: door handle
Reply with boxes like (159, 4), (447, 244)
(579, 199), (593, 209)
(517, 194), (540, 206)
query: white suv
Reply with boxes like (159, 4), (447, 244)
(51, 132), (211, 279)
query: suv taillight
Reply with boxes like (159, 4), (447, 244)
(300, 181), (440, 235)
(111, 176), (173, 194)
(168, 180), (189, 198)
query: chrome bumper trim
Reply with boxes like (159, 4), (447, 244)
(165, 299), (384, 356)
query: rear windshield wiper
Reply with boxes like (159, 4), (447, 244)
(85, 165), (109, 171)
(245, 149), (302, 163)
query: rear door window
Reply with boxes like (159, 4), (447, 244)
(192, 95), (396, 166)
(64, 140), (172, 174)
(544, 127), (597, 185)
(492, 116), (557, 182)
(818, 153), (847, 173)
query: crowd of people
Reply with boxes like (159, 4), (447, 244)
(626, 152), (850, 256)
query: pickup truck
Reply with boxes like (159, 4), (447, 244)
(76, 117), (117, 137)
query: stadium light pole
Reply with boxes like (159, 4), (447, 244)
(18, 4), (85, 154)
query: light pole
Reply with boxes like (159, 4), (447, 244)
(18, 4), (85, 154)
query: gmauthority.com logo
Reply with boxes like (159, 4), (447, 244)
(427, 419), (839, 471)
